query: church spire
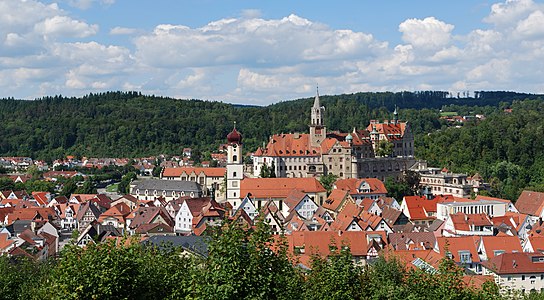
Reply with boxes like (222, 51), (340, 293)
(313, 84), (320, 108)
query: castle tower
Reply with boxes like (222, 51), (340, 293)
(393, 105), (399, 124)
(309, 86), (326, 147)
(226, 122), (244, 210)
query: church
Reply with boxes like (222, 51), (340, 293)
(251, 88), (416, 180)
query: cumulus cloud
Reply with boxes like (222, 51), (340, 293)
(398, 17), (454, 50)
(110, 26), (139, 35)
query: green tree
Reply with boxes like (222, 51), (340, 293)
(152, 166), (162, 178)
(304, 244), (363, 300)
(0, 177), (14, 191)
(270, 161), (277, 178)
(319, 173), (338, 194)
(376, 140), (394, 157)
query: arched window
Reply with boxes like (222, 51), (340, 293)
(233, 155), (238, 162)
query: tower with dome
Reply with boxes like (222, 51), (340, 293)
(225, 122), (244, 209)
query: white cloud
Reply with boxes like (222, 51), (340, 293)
(3, 0), (544, 104)
(35, 16), (98, 38)
(110, 26), (139, 35)
(63, 0), (115, 10)
(398, 17), (454, 50)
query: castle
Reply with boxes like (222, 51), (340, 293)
(251, 88), (416, 180)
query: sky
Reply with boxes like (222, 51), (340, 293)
(2, 0), (544, 105)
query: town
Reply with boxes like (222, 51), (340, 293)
(1, 91), (542, 297)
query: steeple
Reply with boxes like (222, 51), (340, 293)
(309, 84), (326, 147)
(313, 85), (320, 109)
(393, 105), (399, 124)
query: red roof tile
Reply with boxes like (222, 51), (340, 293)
(240, 178), (325, 199)
(162, 167), (226, 178)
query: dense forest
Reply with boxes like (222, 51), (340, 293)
(0, 219), (511, 300)
(1, 90), (544, 200)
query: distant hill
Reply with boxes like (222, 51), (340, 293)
(0, 90), (541, 161)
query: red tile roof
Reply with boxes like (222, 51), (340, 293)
(479, 235), (522, 259)
(334, 178), (387, 195)
(482, 252), (544, 274)
(437, 236), (480, 263)
(515, 190), (544, 216)
(240, 178), (325, 199)
(323, 189), (350, 212)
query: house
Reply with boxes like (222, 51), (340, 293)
(76, 221), (122, 247)
(476, 235), (522, 261)
(31, 192), (51, 206)
(401, 195), (444, 225)
(111, 194), (139, 210)
(260, 201), (284, 234)
(130, 179), (202, 202)
(174, 197), (224, 234)
(475, 195), (518, 213)
(43, 170), (83, 181)
(127, 206), (174, 234)
(381, 206), (409, 227)
(234, 196), (258, 221)
(515, 191), (544, 220)
(284, 231), (387, 267)
(0, 232), (15, 254)
(436, 197), (508, 221)
(442, 213), (494, 237)
(333, 178), (388, 201)
(330, 202), (393, 234)
(321, 189), (354, 218)
(161, 167), (225, 198)
(282, 189), (318, 220)
(55, 203), (80, 231)
(482, 252), (544, 294)
(524, 235), (544, 253)
(76, 201), (102, 231)
(388, 232), (437, 251)
(97, 203), (131, 233)
(238, 177), (327, 210)
(437, 236), (481, 273)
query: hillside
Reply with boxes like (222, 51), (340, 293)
(0, 90), (540, 162)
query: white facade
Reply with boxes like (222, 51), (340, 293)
(175, 201), (193, 233)
(437, 200), (507, 221)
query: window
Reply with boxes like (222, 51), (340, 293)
(522, 275), (526, 280)
(233, 172), (237, 177)
(233, 155), (237, 161)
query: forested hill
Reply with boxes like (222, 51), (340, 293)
(0, 90), (542, 161)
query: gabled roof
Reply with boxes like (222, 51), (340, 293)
(32, 192), (50, 206)
(129, 207), (173, 229)
(403, 195), (445, 220)
(98, 203), (131, 222)
(528, 235), (544, 252)
(334, 178), (387, 195)
(257, 133), (321, 157)
(162, 167), (226, 178)
(515, 190), (544, 216)
(381, 206), (404, 226)
(0, 232), (15, 252)
(388, 232), (437, 251)
(91, 194), (112, 210)
(478, 235), (522, 259)
(330, 202), (363, 232)
(285, 231), (386, 258)
(482, 253), (544, 274)
(448, 213), (492, 231)
(437, 236), (480, 263)
(322, 189), (350, 212)
(76, 201), (101, 222)
(240, 178), (326, 199)
(283, 189), (309, 210)
(135, 222), (174, 234)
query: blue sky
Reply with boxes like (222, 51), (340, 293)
(2, 0), (544, 104)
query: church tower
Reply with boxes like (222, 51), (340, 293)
(309, 86), (326, 147)
(226, 122), (244, 210)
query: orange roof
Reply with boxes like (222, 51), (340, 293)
(366, 122), (407, 141)
(323, 189), (350, 212)
(515, 190), (544, 216)
(437, 236), (480, 263)
(257, 133), (321, 157)
(98, 203), (131, 222)
(387, 249), (444, 271)
(0, 233), (15, 251)
(479, 235), (522, 259)
(284, 189), (308, 210)
(284, 231), (386, 258)
(240, 178), (325, 199)
(483, 253), (544, 274)
(528, 236), (544, 252)
(449, 213), (492, 231)
(162, 167), (226, 178)
(334, 178), (387, 195)
(403, 196), (441, 220)
(32, 192), (50, 206)
(71, 194), (98, 203)
(330, 202), (363, 231)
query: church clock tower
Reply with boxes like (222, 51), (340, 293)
(226, 122), (244, 210)
(309, 86), (326, 147)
